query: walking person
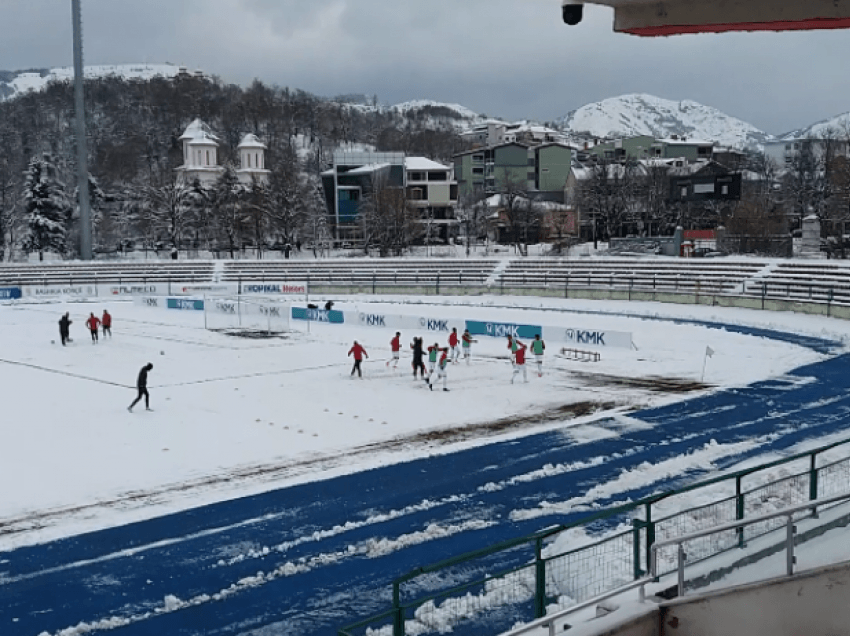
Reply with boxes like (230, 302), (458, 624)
(511, 340), (528, 384)
(86, 312), (101, 344)
(58, 312), (72, 346)
(128, 363), (154, 412)
(410, 336), (426, 379)
(461, 329), (476, 365)
(429, 347), (451, 392)
(531, 334), (546, 377)
(348, 341), (368, 378)
(387, 332), (401, 369)
(448, 327), (460, 363)
(101, 310), (112, 338)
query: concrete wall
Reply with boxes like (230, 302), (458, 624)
(659, 560), (850, 636)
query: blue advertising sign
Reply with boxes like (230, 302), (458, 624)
(0, 287), (22, 300)
(166, 298), (205, 311)
(465, 320), (541, 339)
(291, 307), (345, 324)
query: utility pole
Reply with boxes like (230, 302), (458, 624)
(72, 0), (93, 259)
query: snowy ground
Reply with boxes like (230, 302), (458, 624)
(0, 295), (846, 553)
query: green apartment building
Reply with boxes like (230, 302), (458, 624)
(454, 142), (576, 203)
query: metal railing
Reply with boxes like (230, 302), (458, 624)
(651, 491), (850, 598)
(503, 491), (850, 636)
(338, 435), (850, 636)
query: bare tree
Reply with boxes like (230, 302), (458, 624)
(358, 173), (415, 257)
(498, 171), (541, 256)
(455, 190), (489, 256)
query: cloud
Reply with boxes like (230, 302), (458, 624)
(2, 0), (850, 135)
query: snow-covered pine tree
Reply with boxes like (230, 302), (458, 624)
(21, 154), (72, 261)
(213, 165), (245, 259)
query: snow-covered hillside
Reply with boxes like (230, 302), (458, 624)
(781, 111), (850, 140)
(559, 94), (774, 149)
(0, 63), (182, 101)
(342, 98), (486, 131)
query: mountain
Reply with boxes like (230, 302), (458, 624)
(780, 112), (850, 140)
(557, 94), (774, 149)
(0, 63), (182, 101)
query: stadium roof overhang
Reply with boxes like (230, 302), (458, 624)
(582, 0), (850, 36)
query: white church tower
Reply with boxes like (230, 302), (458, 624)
(176, 119), (224, 185)
(237, 133), (270, 185)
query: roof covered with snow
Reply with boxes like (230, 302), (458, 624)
(179, 118), (219, 143)
(238, 134), (266, 150)
(404, 157), (450, 171)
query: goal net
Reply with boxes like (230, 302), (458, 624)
(204, 296), (291, 334)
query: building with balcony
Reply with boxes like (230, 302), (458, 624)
(321, 151), (458, 243)
(454, 142), (576, 203)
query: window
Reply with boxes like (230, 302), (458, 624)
(409, 171), (424, 181)
(206, 150), (210, 165)
(410, 188), (424, 201)
(472, 154), (484, 163)
(247, 154), (251, 168)
(472, 167), (484, 175)
(256, 153), (259, 169)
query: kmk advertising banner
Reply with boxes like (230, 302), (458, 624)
(545, 326), (633, 349)
(465, 320), (542, 339)
(166, 298), (205, 311)
(343, 311), (464, 334)
(291, 307), (345, 323)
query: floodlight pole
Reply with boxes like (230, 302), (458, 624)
(72, 0), (93, 260)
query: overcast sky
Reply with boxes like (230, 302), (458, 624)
(2, 0), (850, 136)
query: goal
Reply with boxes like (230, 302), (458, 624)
(204, 295), (291, 334)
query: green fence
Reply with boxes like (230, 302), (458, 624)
(338, 435), (850, 636)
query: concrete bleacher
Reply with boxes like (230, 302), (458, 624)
(0, 261), (215, 286)
(221, 259), (499, 287)
(1, 257), (850, 310)
(497, 259), (768, 296)
(740, 262), (850, 305)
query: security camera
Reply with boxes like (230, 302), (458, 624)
(562, 1), (584, 25)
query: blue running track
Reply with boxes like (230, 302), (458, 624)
(1, 328), (849, 636)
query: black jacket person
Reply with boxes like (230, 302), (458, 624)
(58, 313), (72, 346)
(128, 363), (154, 412)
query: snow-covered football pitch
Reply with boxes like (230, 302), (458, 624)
(0, 295), (844, 551)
